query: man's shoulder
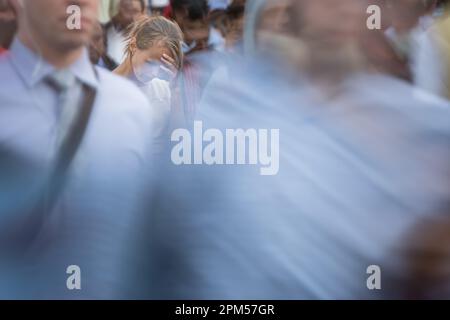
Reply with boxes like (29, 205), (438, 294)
(96, 67), (147, 103)
(95, 67), (152, 119)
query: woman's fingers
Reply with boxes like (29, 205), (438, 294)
(161, 54), (177, 72)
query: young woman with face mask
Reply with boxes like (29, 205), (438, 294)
(114, 16), (183, 153)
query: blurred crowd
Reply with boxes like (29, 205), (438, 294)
(0, 0), (449, 299)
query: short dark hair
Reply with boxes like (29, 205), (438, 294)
(171, 0), (209, 20)
(226, 0), (246, 21)
(121, 0), (147, 12)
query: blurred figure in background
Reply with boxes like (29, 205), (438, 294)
(223, 0), (245, 50)
(385, 0), (449, 96)
(0, 0), (16, 52)
(207, 0), (232, 51)
(104, 0), (147, 65)
(425, 0), (450, 99)
(89, 21), (118, 70)
(171, 0), (211, 54)
(0, 0), (153, 298)
(98, 0), (121, 24)
(132, 0), (450, 299)
(150, 0), (170, 15)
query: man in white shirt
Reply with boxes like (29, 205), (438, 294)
(104, 0), (146, 65)
(0, 0), (153, 298)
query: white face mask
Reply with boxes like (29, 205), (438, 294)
(133, 61), (161, 84)
(133, 61), (174, 84)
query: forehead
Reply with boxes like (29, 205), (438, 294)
(143, 42), (172, 60)
(184, 19), (208, 28)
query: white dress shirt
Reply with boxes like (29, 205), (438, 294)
(106, 24), (127, 65)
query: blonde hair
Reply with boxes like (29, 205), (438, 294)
(125, 16), (184, 70)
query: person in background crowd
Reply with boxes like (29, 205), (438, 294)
(207, 0), (231, 51)
(89, 21), (118, 70)
(385, 0), (447, 95)
(150, 0), (170, 15)
(413, 0), (450, 99)
(104, 0), (147, 65)
(0, 0), (16, 52)
(171, 0), (211, 54)
(98, 0), (121, 24)
(223, 0), (246, 50)
(434, 0), (450, 99)
(169, 0), (216, 125)
(114, 16), (183, 153)
(0, 0), (153, 298)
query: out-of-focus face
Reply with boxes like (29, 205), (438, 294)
(225, 13), (245, 49)
(297, 0), (367, 45)
(172, 6), (208, 48)
(286, 0), (369, 78)
(117, 0), (144, 28)
(0, 0), (15, 21)
(387, 0), (429, 33)
(19, 0), (98, 52)
(258, 0), (292, 35)
(172, 8), (186, 30)
(183, 18), (209, 47)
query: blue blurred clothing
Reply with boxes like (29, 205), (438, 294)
(0, 38), (153, 299)
(136, 56), (450, 299)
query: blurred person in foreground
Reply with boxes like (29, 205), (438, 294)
(0, 0), (153, 298)
(131, 0), (450, 299)
(104, 0), (147, 65)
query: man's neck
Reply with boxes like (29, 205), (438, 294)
(17, 31), (84, 69)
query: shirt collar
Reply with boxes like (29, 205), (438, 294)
(10, 37), (99, 89)
(69, 49), (99, 89)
